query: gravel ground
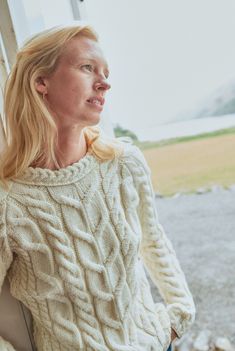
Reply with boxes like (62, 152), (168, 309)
(146, 188), (235, 344)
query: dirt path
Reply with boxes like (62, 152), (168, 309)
(146, 188), (235, 343)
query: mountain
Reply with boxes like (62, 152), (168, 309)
(172, 78), (235, 122)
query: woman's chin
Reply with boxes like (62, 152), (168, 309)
(88, 113), (101, 126)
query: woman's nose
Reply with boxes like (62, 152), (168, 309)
(94, 79), (111, 91)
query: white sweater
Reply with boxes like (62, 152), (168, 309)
(0, 142), (195, 351)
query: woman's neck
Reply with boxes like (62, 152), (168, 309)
(30, 128), (89, 170)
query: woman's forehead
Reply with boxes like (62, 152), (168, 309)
(63, 37), (108, 68)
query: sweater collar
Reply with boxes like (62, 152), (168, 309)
(13, 152), (99, 186)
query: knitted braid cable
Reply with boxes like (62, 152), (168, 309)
(10, 190), (108, 351)
(99, 161), (142, 349)
(48, 170), (139, 351)
(120, 145), (195, 338)
(138, 169), (195, 337)
(119, 161), (174, 349)
(6, 200), (85, 349)
(13, 182), (140, 351)
(14, 154), (96, 186)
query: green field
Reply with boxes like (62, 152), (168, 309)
(136, 127), (235, 196)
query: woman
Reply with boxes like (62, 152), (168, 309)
(0, 25), (195, 351)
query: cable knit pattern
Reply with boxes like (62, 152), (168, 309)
(119, 145), (196, 339)
(0, 142), (195, 351)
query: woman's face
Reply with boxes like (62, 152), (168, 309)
(38, 36), (111, 129)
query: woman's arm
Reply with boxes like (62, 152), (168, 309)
(123, 144), (196, 338)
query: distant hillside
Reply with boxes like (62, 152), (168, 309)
(174, 79), (235, 121)
(193, 79), (235, 118)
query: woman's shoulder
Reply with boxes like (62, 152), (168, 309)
(117, 137), (150, 175)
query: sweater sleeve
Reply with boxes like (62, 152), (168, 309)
(125, 144), (196, 338)
(0, 193), (17, 351)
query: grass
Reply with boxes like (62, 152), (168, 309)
(137, 126), (235, 197)
(135, 126), (235, 150)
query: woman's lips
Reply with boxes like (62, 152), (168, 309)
(86, 97), (104, 111)
(86, 99), (103, 111)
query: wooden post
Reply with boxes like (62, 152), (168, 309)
(0, 0), (17, 67)
(0, 0), (18, 148)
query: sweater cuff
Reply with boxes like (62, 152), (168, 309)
(166, 304), (196, 339)
(154, 303), (172, 349)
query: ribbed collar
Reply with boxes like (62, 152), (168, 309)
(13, 152), (99, 186)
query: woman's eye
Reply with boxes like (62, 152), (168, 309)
(82, 64), (93, 72)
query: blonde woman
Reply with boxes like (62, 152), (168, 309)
(0, 25), (195, 351)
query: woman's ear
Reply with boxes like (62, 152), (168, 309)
(35, 76), (48, 95)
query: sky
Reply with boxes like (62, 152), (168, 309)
(84, 0), (235, 137)
(8, 0), (235, 139)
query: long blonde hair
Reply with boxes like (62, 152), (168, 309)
(0, 25), (124, 190)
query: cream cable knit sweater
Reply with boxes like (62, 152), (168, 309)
(0, 142), (195, 351)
